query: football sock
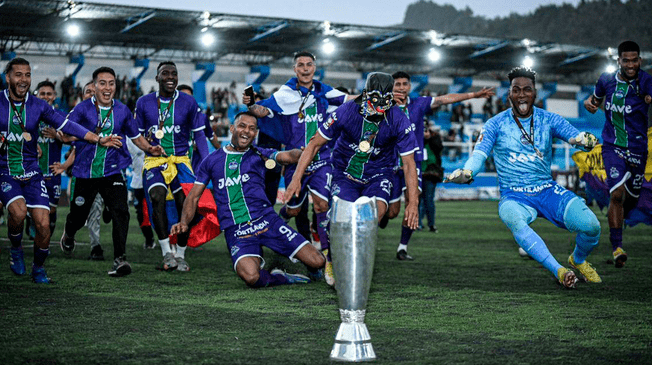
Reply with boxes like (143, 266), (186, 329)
(315, 211), (330, 252)
(33, 247), (49, 267)
(278, 206), (291, 222)
(295, 208), (311, 241)
(159, 238), (171, 256)
(514, 225), (561, 275)
(9, 232), (22, 248)
(399, 225), (413, 246)
(252, 269), (289, 288)
(561, 199), (600, 264)
(397, 243), (408, 252)
(175, 245), (186, 259)
(49, 211), (57, 236)
(609, 228), (623, 251)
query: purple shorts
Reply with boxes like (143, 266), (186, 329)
(224, 211), (310, 271)
(0, 173), (50, 210)
(43, 175), (62, 207)
(388, 167), (423, 204)
(143, 164), (187, 195)
(331, 170), (393, 207)
(285, 161), (332, 208)
(602, 144), (647, 198)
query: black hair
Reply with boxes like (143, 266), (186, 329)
(392, 71), (411, 81)
(92, 67), (116, 82)
(618, 41), (640, 57)
(36, 80), (55, 91)
(157, 61), (176, 73)
(4, 57), (29, 74)
(234, 111), (258, 127)
(335, 86), (349, 94)
(177, 84), (193, 94)
(293, 51), (316, 61)
(507, 66), (536, 87)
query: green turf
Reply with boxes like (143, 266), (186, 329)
(1, 201), (651, 364)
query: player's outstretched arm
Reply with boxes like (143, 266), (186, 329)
(569, 131), (598, 151)
(50, 147), (76, 175)
(170, 183), (205, 235)
(432, 87), (496, 109)
(275, 148), (303, 165)
(284, 134), (328, 203)
(444, 168), (474, 184)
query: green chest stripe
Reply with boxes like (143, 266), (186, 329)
(159, 101), (176, 156)
(303, 103), (320, 161)
(610, 81), (629, 148)
(346, 120), (379, 179)
(225, 153), (252, 224)
(90, 109), (115, 178)
(7, 105), (26, 176)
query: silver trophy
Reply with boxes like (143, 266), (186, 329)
(329, 196), (378, 362)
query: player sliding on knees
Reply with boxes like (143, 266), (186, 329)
(170, 112), (325, 288)
(447, 66), (602, 288)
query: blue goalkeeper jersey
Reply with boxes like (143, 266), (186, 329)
(467, 107), (579, 193)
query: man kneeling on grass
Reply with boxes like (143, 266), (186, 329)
(170, 112), (325, 287)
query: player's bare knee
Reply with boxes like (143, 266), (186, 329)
(313, 198), (329, 214)
(238, 267), (260, 287)
(610, 187), (626, 204)
(285, 206), (300, 217)
(387, 202), (400, 219)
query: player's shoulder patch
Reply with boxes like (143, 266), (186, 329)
(323, 112), (337, 130)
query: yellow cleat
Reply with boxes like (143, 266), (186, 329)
(322, 249), (335, 286)
(612, 247), (628, 268)
(568, 255), (602, 283)
(557, 267), (578, 289)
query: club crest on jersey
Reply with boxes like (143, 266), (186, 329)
(1, 182), (11, 193)
(75, 196), (85, 206)
(228, 161), (239, 170)
(230, 245), (240, 257)
(610, 167), (619, 179)
(146, 171), (154, 180)
(12, 116), (20, 125)
(615, 89), (625, 99)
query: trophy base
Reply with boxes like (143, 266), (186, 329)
(329, 321), (376, 362)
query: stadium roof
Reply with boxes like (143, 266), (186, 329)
(0, 0), (641, 84)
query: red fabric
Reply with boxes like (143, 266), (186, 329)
(170, 183), (221, 247)
(140, 197), (151, 228)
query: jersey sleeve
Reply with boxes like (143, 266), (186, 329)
(473, 117), (500, 159)
(194, 154), (213, 186)
(594, 73), (608, 99)
(135, 98), (146, 133)
(550, 113), (580, 142)
(318, 106), (343, 141)
(395, 111), (418, 156)
(201, 114), (214, 139)
(191, 104), (205, 133)
(325, 88), (346, 107)
(58, 105), (91, 140)
(122, 108), (140, 139)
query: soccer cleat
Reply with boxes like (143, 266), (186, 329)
(396, 249), (414, 261)
(88, 245), (105, 261)
(568, 255), (601, 283)
(31, 265), (53, 284)
(429, 226), (438, 233)
(307, 268), (324, 282)
(162, 252), (178, 271)
(612, 247), (628, 268)
(9, 247), (26, 275)
(175, 257), (190, 272)
(270, 269), (311, 284)
(143, 240), (156, 249)
(557, 267), (578, 289)
(108, 256), (132, 277)
(324, 260), (335, 286)
(59, 231), (75, 255)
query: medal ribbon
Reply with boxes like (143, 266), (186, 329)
(157, 91), (176, 131)
(93, 97), (114, 134)
(296, 85), (312, 120)
(512, 112), (543, 159)
(9, 100), (28, 135)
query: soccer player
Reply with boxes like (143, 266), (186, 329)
(1, 58), (106, 283)
(583, 40), (652, 268)
(170, 112), (325, 288)
(244, 51), (352, 285)
(286, 72), (420, 239)
(136, 61), (209, 272)
(448, 66), (602, 288)
(387, 71), (495, 260)
(60, 66), (164, 277)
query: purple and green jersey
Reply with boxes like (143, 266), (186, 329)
(396, 96), (433, 163)
(319, 101), (418, 182)
(135, 90), (208, 158)
(593, 70), (652, 151)
(66, 97), (138, 178)
(38, 108), (66, 178)
(0, 90), (89, 177)
(194, 146), (278, 231)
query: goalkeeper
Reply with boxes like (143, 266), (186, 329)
(447, 66), (602, 289)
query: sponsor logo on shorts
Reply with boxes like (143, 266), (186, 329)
(331, 183), (340, 196)
(228, 161), (238, 170)
(230, 245), (240, 257)
(1, 182), (11, 193)
(113, 181), (123, 186)
(235, 219), (269, 237)
(75, 196), (85, 206)
(510, 182), (553, 194)
(610, 167), (619, 179)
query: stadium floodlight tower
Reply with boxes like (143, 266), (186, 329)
(322, 39), (336, 55)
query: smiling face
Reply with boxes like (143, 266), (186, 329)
(508, 76), (536, 119)
(293, 56), (316, 89)
(37, 85), (56, 106)
(94, 72), (116, 107)
(6, 64), (31, 101)
(618, 51), (641, 81)
(82, 83), (95, 101)
(392, 77), (410, 105)
(229, 114), (258, 151)
(156, 64), (178, 97)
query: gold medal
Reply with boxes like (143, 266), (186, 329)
(22, 132), (32, 142)
(265, 159), (276, 170)
(154, 129), (165, 139)
(359, 140), (370, 152)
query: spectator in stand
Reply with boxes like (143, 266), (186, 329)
(420, 121), (443, 232)
(483, 96), (494, 121)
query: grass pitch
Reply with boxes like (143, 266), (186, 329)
(1, 201), (651, 364)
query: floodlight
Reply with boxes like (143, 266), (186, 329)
(66, 24), (80, 37)
(522, 56), (534, 68)
(606, 64), (617, 73)
(322, 39), (335, 55)
(522, 38), (531, 46)
(201, 33), (215, 47)
(428, 48), (441, 62)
